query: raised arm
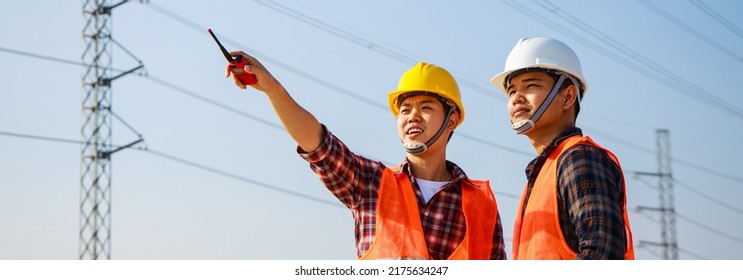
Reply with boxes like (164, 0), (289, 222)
(226, 51), (323, 152)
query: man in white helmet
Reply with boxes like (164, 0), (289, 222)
(224, 50), (506, 259)
(491, 37), (634, 259)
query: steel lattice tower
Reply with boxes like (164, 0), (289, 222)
(656, 129), (678, 260)
(80, 0), (143, 260)
(80, 0), (114, 260)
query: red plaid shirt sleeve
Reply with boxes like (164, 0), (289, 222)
(297, 125), (386, 209)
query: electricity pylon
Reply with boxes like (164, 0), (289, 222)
(80, 0), (142, 259)
(636, 129), (678, 259)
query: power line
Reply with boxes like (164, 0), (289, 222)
(630, 174), (657, 190)
(630, 171), (743, 216)
(673, 137), (732, 175)
(1, 48), (736, 261)
(635, 207), (715, 260)
(147, 69), (526, 198)
(4, 1), (740, 260)
(671, 157), (743, 188)
(0, 131), (84, 146)
(633, 179), (743, 258)
(678, 246), (708, 260)
(501, 0), (743, 121)
(676, 212), (743, 245)
(255, 0), (680, 165)
(144, 2), (385, 112)
(581, 125), (654, 154)
(500, 0), (743, 185)
(144, 75), (285, 131)
(0, 37), (526, 203)
(232, 0), (743, 186)
(633, 170), (743, 254)
(143, 74), (522, 199)
(502, 0), (729, 122)
(140, 1), (631, 202)
(0, 130), (343, 208)
(690, 0), (743, 40)
(6, 3), (743, 191)
(0, 45), (521, 199)
(535, 0), (743, 120)
(141, 1), (535, 161)
(674, 179), (743, 216)
(253, 0), (507, 103)
(142, 149), (343, 208)
(5, 0), (742, 199)
(634, 206), (659, 223)
(636, 242), (664, 259)
(255, 0), (667, 164)
(5, 25), (743, 193)
(639, 0), (743, 64)
(504, 1), (743, 185)
(637, 240), (708, 260)
(142, 74), (406, 168)
(1, 129), (524, 241)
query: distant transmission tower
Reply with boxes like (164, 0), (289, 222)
(656, 129), (678, 259)
(80, 0), (142, 259)
(636, 129), (678, 259)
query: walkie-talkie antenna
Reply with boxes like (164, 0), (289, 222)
(208, 28), (234, 63)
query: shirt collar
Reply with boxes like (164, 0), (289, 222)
(526, 127), (583, 178)
(397, 158), (468, 183)
(542, 127), (583, 158)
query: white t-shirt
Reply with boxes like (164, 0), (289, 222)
(416, 178), (449, 204)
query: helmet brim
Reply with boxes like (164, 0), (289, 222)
(388, 89), (465, 126)
(490, 65), (587, 97)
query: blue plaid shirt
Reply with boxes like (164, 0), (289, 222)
(523, 127), (627, 259)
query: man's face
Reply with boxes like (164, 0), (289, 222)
(396, 94), (450, 150)
(506, 71), (558, 126)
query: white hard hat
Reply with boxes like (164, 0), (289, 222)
(490, 37), (587, 97)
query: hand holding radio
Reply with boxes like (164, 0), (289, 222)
(209, 28), (257, 87)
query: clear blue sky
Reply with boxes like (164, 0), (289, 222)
(1, 0), (742, 260)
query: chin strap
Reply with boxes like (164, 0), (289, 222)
(404, 106), (455, 154)
(511, 75), (567, 134)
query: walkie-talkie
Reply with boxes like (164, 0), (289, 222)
(208, 28), (257, 86)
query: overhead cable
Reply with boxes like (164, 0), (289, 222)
(0, 130), (343, 208)
(529, 0), (743, 121)
(640, 0), (743, 64)
(690, 0), (743, 40)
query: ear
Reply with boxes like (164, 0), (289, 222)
(446, 111), (460, 130)
(561, 85), (578, 110)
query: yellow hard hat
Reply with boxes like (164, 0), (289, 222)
(388, 62), (464, 125)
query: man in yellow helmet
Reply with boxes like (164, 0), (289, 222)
(490, 37), (634, 259)
(224, 50), (505, 259)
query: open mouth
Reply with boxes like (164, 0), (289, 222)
(406, 126), (423, 137)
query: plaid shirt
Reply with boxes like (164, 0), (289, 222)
(523, 127), (627, 259)
(299, 125), (506, 260)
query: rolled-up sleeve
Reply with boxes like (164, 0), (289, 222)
(298, 125), (384, 209)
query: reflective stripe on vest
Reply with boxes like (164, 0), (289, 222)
(512, 135), (635, 260)
(360, 167), (498, 260)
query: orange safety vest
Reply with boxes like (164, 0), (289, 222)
(360, 166), (498, 260)
(513, 135), (635, 260)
